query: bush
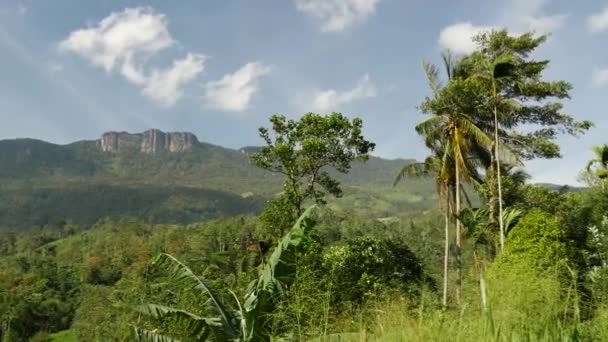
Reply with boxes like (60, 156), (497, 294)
(323, 237), (430, 304)
(487, 211), (580, 334)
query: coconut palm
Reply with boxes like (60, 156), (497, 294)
(415, 52), (494, 305)
(395, 152), (451, 307)
(397, 52), (493, 305)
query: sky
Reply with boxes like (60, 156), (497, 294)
(0, 0), (607, 185)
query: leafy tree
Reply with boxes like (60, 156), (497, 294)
(251, 113), (375, 222)
(458, 30), (593, 250)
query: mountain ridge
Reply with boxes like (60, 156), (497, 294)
(0, 129), (434, 229)
(0, 129), (573, 230)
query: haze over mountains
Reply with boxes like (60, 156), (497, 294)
(0, 129), (438, 229)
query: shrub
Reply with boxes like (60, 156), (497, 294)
(323, 237), (429, 305)
(487, 211), (580, 334)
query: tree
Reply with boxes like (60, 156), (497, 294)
(395, 153), (451, 306)
(251, 112), (375, 221)
(414, 52), (494, 305)
(458, 30), (593, 251)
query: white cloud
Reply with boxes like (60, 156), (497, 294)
(59, 7), (173, 73)
(525, 14), (567, 35)
(295, 0), (380, 32)
(60, 7), (207, 107)
(438, 22), (492, 55)
(438, 1), (567, 53)
(143, 54), (206, 107)
(312, 74), (375, 112)
(592, 67), (608, 86)
(204, 62), (271, 112)
(587, 7), (608, 33)
(501, 0), (566, 34)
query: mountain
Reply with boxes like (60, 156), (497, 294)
(0, 129), (436, 229)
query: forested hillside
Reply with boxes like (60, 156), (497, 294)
(0, 134), (433, 229)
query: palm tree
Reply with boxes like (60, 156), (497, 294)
(462, 51), (520, 252)
(398, 52), (493, 306)
(586, 144), (608, 187)
(395, 153), (451, 307)
(416, 53), (493, 305)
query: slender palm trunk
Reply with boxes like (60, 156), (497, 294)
(443, 194), (450, 308)
(455, 162), (462, 306)
(493, 106), (505, 251)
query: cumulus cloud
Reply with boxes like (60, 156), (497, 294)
(438, 22), (492, 55)
(59, 7), (173, 73)
(59, 7), (205, 107)
(204, 62), (271, 112)
(592, 67), (608, 86)
(312, 74), (375, 112)
(438, 1), (567, 54)
(143, 54), (206, 107)
(587, 7), (608, 33)
(295, 0), (380, 32)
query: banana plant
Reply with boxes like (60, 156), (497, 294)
(133, 206), (316, 341)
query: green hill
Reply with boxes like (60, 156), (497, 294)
(0, 130), (436, 229)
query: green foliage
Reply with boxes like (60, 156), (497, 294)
(586, 144), (608, 182)
(252, 113), (375, 216)
(48, 329), (76, 341)
(498, 211), (569, 268)
(259, 196), (295, 238)
(0, 136), (438, 230)
(486, 211), (582, 334)
(323, 237), (429, 304)
(134, 207), (317, 342)
(459, 30), (592, 161)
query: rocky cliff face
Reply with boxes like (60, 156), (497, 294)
(99, 129), (199, 154)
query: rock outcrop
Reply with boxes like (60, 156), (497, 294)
(98, 129), (198, 154)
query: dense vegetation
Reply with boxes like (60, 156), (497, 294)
(0, 138), (431, 229)
(1, 30), (608, 341)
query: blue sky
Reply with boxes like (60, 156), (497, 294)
(0, 0), (606, 185)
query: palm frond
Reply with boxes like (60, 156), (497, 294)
(415, 115), (444, 137)
(394, 162), (432, 186)
(134, 327), (180, 342)
(455, 114), (493, 150)
(153, 253), (232, 328)
(134, 304), (222, 338)
(423, 61), (442, 95)
(441, 50), (455, 80)
(586, 159), (599, 172)
(244, 206), (316, 339)
(503, 208), (523, 235)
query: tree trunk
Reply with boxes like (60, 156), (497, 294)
(455, 162), (462, 306)
(493, 106), (505, 252)
(442, 194), (450, 308)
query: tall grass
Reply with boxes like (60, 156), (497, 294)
(304, 272), (606, 342)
